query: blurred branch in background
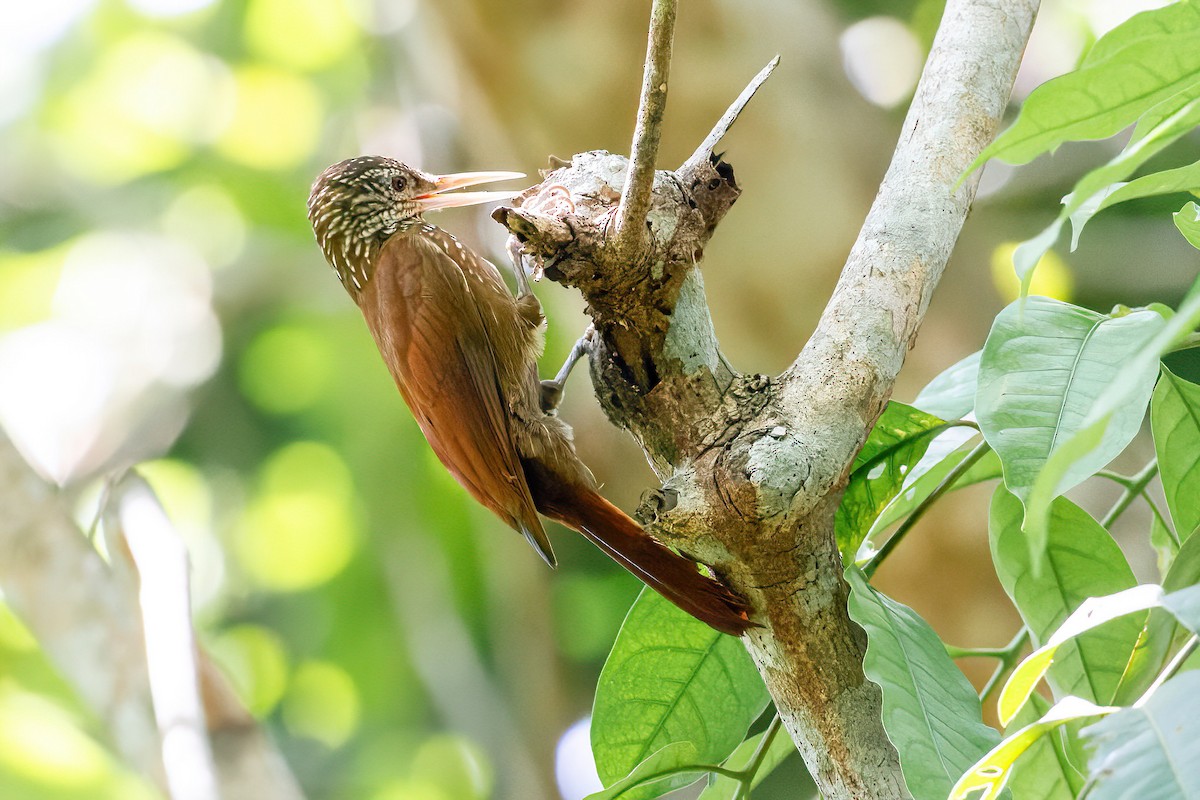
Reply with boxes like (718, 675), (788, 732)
(0, 430), (303, 800)
(104, 472), (220, 800)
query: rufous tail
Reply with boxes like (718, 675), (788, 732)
(531, 477), (756, 637)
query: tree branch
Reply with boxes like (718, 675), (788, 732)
(0, 431), (304, 799)
(497, 1), (1039, 796)
(775, 0), (1041, 506)
(108, 472), (220, 800)
(679, 55), (780, 176)
(614, 0), (678, 261)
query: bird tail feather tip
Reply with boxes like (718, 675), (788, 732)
(542, 486), (757, 637)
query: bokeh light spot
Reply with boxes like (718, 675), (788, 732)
(409, 735), (493, 800)
(208, 624), (290, 717)
(245, 0), (360, 72)
(2, 0), (96, 58)
(161, 185), (247, 269)
(0, 689), (110, 787)
(127, 0), (217, 19)
(0, 603), (38, 652)
(239, 324), (335, 415)
(0, 246), (67, 331)
(839, 17), (923, 109)
(369, 779), (449, 800)
(555, 717), (602, 800)
(234, 442), (360, 590)
(281, 661), (361, 747)
(215, 65), (323, 170)
(991, 242), (1075, 302)
(49, 33), (232, 183)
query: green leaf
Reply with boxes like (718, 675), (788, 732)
(1163, 583), (1200, 633)
(1012, 90), (1200, 283)
(591, 589), (769, 799)
(1072, 159), (1200, 242)
(1121, 539), (1200, 703)
(852, 401), (948, 469)
(1004, 694), (1082, 800)
(950, 696), (1117, 800)
(584, 742), (702, 800)
(696, 725), (797, 800)
(1175, 201), (1200, 250)
(998, 585), (1164, 725)
(1025, 294), (1200, 555)
(836, 402), (949, 562)
(1067, 90), (1200, 221)
(1082, 672), (1200, 799)
(973, 2), (1200, 168)
(977, 297), (1166, 558)
(989, 488), (1142, 708)
(913, 350), (980, 420)
(868, 436), (1000, 545)
(845, 568), (999, 799)
(1166, 532), (1200, 591)
(1154, 365), (1200, 547)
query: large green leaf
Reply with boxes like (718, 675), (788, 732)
(1154, 365), (1200, 543)
(1071, 160), (1200, 244)
(973, 2), (1200, 167)
(1011, 88), (1200, 285)
(989, 488), (1141, 707)
(977, 297), (1165, 557)
(591, 589), (769, 799)
(951, 696), (1114, 800)
(1025, 294), (1200, 556)
(1082, 672), (1200, 799)
(836, 402), (949, 562)
(998, 585), (1165, 724)
(845, 568), (999, 800)
(1004, 694), (1082, 800)
(913, 350), (980, 420)
(1123, 545), (1200, 704)
(851, 401), (948, 469)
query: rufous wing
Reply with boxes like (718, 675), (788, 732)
(357, 232), (555, 566)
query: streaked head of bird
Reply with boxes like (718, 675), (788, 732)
(307, 156), (524, 296)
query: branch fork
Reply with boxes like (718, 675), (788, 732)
(494, 0), (1039, 797)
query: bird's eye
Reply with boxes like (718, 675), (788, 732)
(391, 176), (408, 192)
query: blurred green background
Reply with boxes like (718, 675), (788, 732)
(0, 0), (1194, 798)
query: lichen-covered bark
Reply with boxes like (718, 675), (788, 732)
(495, 1), (1038, 796)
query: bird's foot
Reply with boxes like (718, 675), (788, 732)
(541, 326), (596, 413)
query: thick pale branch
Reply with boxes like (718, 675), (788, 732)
(776, 0), (1040, 503)
(614, 0), (678, 261)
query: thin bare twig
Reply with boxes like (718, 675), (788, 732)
(614, 0), (678, 260)
(680, 56), (781, 175)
